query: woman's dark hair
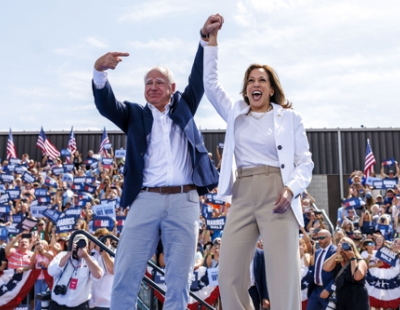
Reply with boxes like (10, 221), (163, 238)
(240, 63), (292, 109)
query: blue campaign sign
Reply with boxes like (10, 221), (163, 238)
(85, 177), (96, 184)
(102, 158), (114, 166)
(83, 184), (97, 194)
(74, 177), (86, 184)
(45, 176), (58, 188)
(78, 192), (93, 201)
(52, 167), (64, 176)
(75, 199), (88, 208)
(55, 216), (78, 233)
(93, 204), (116, 219)
(373, 180), (397, 190)
(93, 216), (115, 231)
(37, 196), (51, 205)
(63, 164), (74, 173)
(0, 227), (8, 241)
(206, 216), (226, 230)
(14, 165), (27, 175)
(61, 149), (71, 157)
(205, 193), (225, 205)
(22, 171), (35, 183)
(116, 216), (126, 234)
(6, 164), (16, 172)
(65, 208), (82, 217)
(42, 208), (61, 223)
(35, 188), (48, 197)
(376, 246), (398, 267)
(202, 204), (213, 219)
(0, 173), (14, 184)
(343, 197), (362, 209)
(103, 143), (112, 150)
(61, 173), (74, 183)
(0, 204), (10, 214)
(30, 206), (48, 218)
(0, 194), (10, 204)
(16, 217), (38, 232)
(84, 158), (97, 166)
(6, 189), (21, 200)
(0, 184), (5, 194)
(9, 158), (21, 165)
(382, 158), (396, 166)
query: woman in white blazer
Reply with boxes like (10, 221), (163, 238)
(202, 25), (314, 310)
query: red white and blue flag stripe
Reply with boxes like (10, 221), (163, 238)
(99, 127), (110, 156)
(36, 127), (60, 160)
(67, 126), (77, 154)
(364, 139), (376, 178)
(6, 129), (17, 160)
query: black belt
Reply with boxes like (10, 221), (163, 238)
(142, 184), (197, 194)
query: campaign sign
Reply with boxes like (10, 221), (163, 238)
(0, 173), (14, 183)
(102, 158), (114, 167)
(31, 206), (48, 218)
(92, 204), (116, 219)
(115, 149), (126, 158)
(6, 189), (21, 200)
(61, 149), (71, 157)
(75, 199), (88, 208)
(90, 161), (99, 170)
(205, 193), (225, 205)
(71, 183), (84, 192)
(218, 142), (224, 149)
(207, 267), (219, 286)
(377, 224), (390, 237)
(85, 177), (96, 184)
(366, 176), (381, 186)
(116, 216), (126, 234)
(9, 158), (21, 165)
(14, 165), (27, 175)
(202, 204), (213, 219)
(190, 271), (200, 291)
(6, 164), (16, 172)
(373, 180), (397, 190)
(376, 246), (398, 267)
(35, 188), (48, 197)
(61, 173), (74, 184)
(0, 227), (8, 241)
(154, 269), (166, 284)
(52, 167), (64, 176)
(22, 171), (35, 184)
(84, 158), (97, 166)
(0, 193), (10, 204)
(7, 214), (23, 234)
(37, 196), (51, 205)
(382, 158), (396, 166)
(343, 197), (362, 209)
(0, 184), (5, 194)
(45, 176), (58, 188)
(65, 208), (82, 217)
(83, 184), (97, 194)
(16, 217), (38, 232)
(206, 216), (226, 230)
(55, 216), (78, 233)
(74, 177), (86, 184)
(63, 164), (74, 173)
(103, 143), (112, 150)
(0, 204), (10, 214)
(93, 216), (115, 230)
(42, 208), (61, 223)
(78, 192), (92, 201)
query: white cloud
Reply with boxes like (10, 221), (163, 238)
(118, 1), (188, 22)
(86, 37), (108, 49)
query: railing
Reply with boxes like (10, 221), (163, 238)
(312, 203), (335, 235)
(68, 230), (216, 310)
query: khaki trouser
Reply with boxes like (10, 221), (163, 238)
(219, 165), (301, 310)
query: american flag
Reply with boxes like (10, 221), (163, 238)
(6, 128), (17, 159)
(36, 127), (60, 160)
(99, 127), (110, 156)
(67, 126), (77, 154)
(364, 139), (376, 177)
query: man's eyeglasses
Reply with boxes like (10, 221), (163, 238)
(312, 236), (328, 241)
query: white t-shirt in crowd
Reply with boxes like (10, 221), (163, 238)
(47, 251), (101, 307)
(361, 250), (379, 266)
(89, 249), (114, 308)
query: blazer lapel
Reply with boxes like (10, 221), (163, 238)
(143, 105), (154, 138)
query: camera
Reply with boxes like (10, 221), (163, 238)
(314, 211), (322, 215)
(37, 290), (51, 309)
(341, 242), (351, 251)
(54, 284), (67, 295)
(326, 294), (337, 309)
(72, 239), (87, 260)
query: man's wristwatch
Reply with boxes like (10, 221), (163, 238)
(200, 29), (209, 39)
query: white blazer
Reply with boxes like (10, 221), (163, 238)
(203, 46), (314, 226)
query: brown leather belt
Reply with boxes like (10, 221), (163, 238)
(142, 184), (197, 194)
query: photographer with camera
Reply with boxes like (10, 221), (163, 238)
(323, 237), (369, 310)
(47, 235), (103, 310)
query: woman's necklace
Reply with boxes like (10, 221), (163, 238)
(248, 104), (273, 120)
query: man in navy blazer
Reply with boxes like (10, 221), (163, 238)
(249, 247), (270, 310)
(307, 229), (337, 310)
(91, 15), (223, 310)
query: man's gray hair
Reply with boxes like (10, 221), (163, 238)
(144, 66), (175, 84)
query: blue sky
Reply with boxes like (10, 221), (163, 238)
(1, 0), (399, 132)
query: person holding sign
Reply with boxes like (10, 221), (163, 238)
(92, 15), (221, 310)
(203, 21), (313, 310)
(323, 237), (369, 310)
(380, 160), (399, 182)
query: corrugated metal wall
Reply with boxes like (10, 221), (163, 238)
(1, 128), (399, 175)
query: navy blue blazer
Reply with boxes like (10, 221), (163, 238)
(253, 248), (269, 301)
(92, 43), (219, 208)
(308, 244), (337, 296)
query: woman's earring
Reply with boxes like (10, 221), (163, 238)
(270, 93), (273, 97)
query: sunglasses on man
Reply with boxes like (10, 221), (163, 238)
(312, 236), (328, 241)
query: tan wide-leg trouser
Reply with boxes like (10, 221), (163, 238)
(219, 165), (301, 310)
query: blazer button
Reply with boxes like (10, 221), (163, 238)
(277, 145), (282, 150)
(281, 164), (285, 169)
